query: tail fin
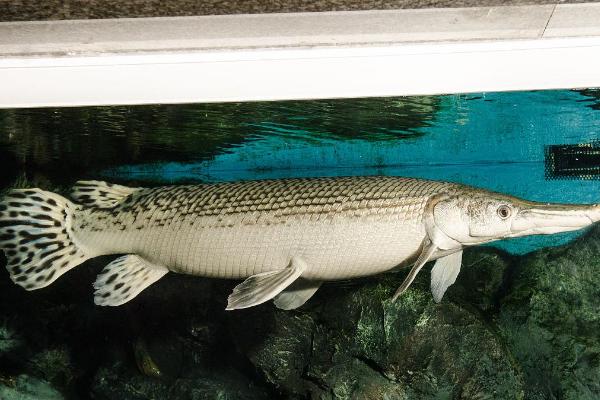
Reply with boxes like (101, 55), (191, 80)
(0, 188), (89, 290)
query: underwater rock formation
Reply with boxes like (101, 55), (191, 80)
(498, 226), (600, 400)
(230, 256), (524, 399)
(1, 227), (600, 399)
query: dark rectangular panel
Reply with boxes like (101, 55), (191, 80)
(545, 142), (600, 179)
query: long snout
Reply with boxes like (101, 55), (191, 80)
(510, 202), (600, 237)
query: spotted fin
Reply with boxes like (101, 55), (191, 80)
(226, 257), (307, 310)
(70, 180), (139, 209)
(94, 255), (169, 306)
(430, 250), (463, 303)
(273, 279), (322, 310)
(0, 188), (90, 290)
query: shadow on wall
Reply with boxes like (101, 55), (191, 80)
(0, 97), (440, 184)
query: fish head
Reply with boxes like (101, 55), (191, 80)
(430, 190), (600, 247)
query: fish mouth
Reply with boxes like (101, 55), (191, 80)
(509, 202), (600, 237)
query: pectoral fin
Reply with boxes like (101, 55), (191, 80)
(226, 257), (307, 310)
(392, 239), (437, 302)
(430, 250), (463, 303)
(273, 279), (322, 310)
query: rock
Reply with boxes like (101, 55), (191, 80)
(313, 359), (407, 400)
(231, 271), (524, 399)
(445, 247), (514, 314)
(230, 307), (316, 397)
(91, 362), (168, 400)
(0, 374), (64, 400)
(498, 226), (600, 400)
(0, 321), (22, 355)
(27, 347), (76, 393)
(91, 361), (270, 400)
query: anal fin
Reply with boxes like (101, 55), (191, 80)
(273, 279), (322, 310)
(94, 255), (168, 306)
(226, 257), (307, 310)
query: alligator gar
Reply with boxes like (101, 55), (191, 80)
(0, 176), (598, 310)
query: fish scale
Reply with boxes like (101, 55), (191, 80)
(73, 177), (453, 281)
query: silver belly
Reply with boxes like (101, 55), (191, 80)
(105, 218), (426, 280)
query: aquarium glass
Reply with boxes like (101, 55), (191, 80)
(1, 89), (599, 400)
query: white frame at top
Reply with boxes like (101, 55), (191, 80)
(1, 3), (600, 108)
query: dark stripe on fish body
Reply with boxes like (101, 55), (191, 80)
(1, 220), (53, 229)
(33, 214), (57, 222)
(8, 202), (35, 208)
(19, 232), (58, 244)
(38, 248), (63, 261)
(106, 273), (118, 285)
(0, 233), (15, 241)
(45, 270), (56, 282)
(36, 256), (64, 273)
(22, 254), (34, 265)
(7, 258), (20, 266)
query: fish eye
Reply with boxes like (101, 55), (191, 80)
(497, 205), (511, 219)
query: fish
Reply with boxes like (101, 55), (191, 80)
(0, 176), (598, 310)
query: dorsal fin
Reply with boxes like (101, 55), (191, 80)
(70, 180), (140, 209)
